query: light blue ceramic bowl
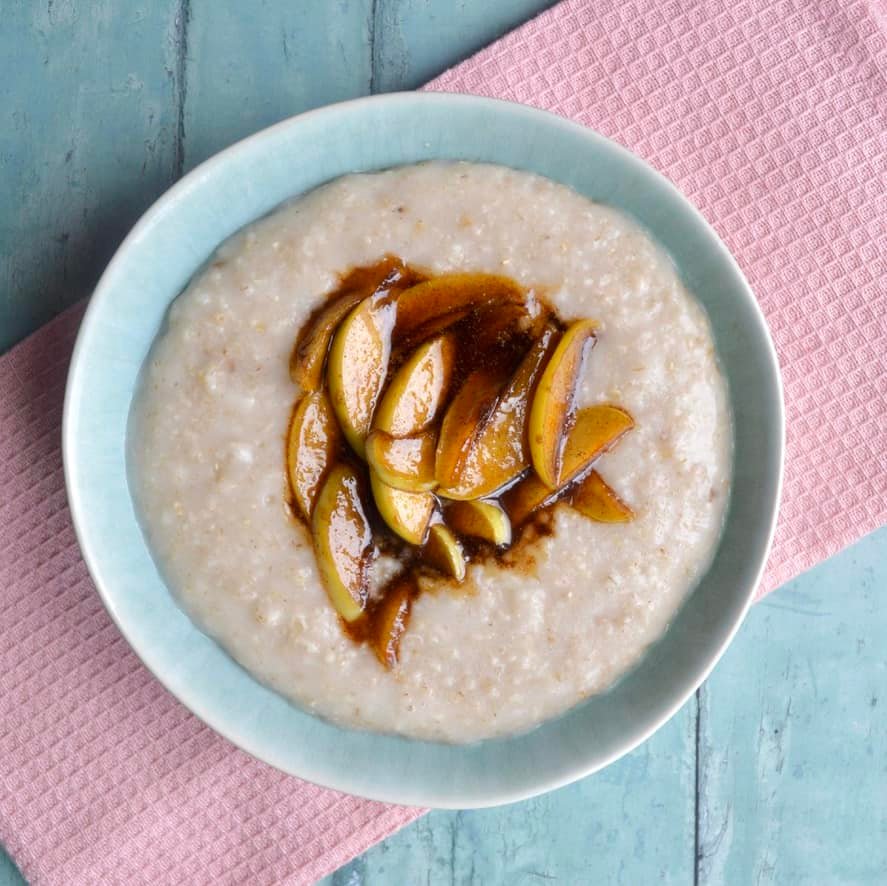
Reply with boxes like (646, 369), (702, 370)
(63, 93), (783, 808)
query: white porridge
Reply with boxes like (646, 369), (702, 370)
(130, 161), (731, 743)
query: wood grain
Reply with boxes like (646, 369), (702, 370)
(1, 2), (885, 884)
(372, 0), (557, 91)
(328, 706), (697, 884)
(182, 0), (374, 172)
(0, 1), (180, 353)
(697, 534), (887, 884)
(323, 529), (887, 884)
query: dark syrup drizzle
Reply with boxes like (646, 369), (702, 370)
(286, 257), (577, 666)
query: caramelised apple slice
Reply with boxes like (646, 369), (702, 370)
(437, 324), (560, 500)
(286, 390), (341, 520)
(500, 472), (558, 528)
(435, 367), (510, 489)
(528, 318), (598, 488)
(311, 463), (375, 622)
(365, 430), (437, 492)
(447, 499), (512, 546)
(327, 291), (398, 457)
(422, 523), (467, 581)
(558, 405), (634, 486)
(373, 333), (456, 436)
(501, 407), (634, 526)
(338, 254), (410, 292)
(289, 291), (364, 390)
(370, 574), (417, 668)
(291, 257), (415, 389)
(370, 469), (436, 545)
(395, 273), (526, 338)
(570, 470), (635, 522)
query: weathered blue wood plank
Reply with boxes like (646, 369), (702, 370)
(323, 528), (887, 885)
(697, 528), (887, 885)
(2, 1), (886, 883)
(323, 702), (697, 885)
(181, 0), (374, 172)
(0, 852), (22, 886)
(372, 0), (557, 91)
(0, 1), (180, 354)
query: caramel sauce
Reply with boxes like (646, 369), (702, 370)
(285, 256), (632, 668)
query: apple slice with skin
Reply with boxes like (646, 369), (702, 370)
(570, 470), (635, 522)
(311, 463), (375, 622)
(338, 254), (410, 292)
(370, 469), (436, 545)
(395, 312), (471, 357)
(365, 429), (437, 492)
(447, 499), (512, 546)
(374, 333), (456, 437)
(289, 291), (364, 390)
(437, 323), (560, 500)
(286, 390), (341, 520)
(327, 291), (398, 458)
(395, 273), (526, 340)
(290, 256), (412, 389)
(423, 523), (467, 581)
(502, 404), (634, 527)
(528, 318), (598, 488)
(394, 286), (535, 359)
(434, 367), (511, 489)
(370, 574), (417, 668)
(500, 472), (559, 528)
(557, 405), (634, 486)
(394, 285), (549, 364)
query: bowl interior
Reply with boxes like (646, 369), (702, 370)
(64, 93), (783, 808)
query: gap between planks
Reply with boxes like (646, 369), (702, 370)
(172, 0), (191, 178)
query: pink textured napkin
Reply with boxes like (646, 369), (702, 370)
(428, 0), (887, 596)
(0, 305), (424, 884)
(1, 1), (885, 884)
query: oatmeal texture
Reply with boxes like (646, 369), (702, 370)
(130, 162), (731, 742)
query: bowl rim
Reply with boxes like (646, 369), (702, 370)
(62, 91), (784, 808)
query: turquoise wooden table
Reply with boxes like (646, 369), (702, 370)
(2, 3), (884, 883)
